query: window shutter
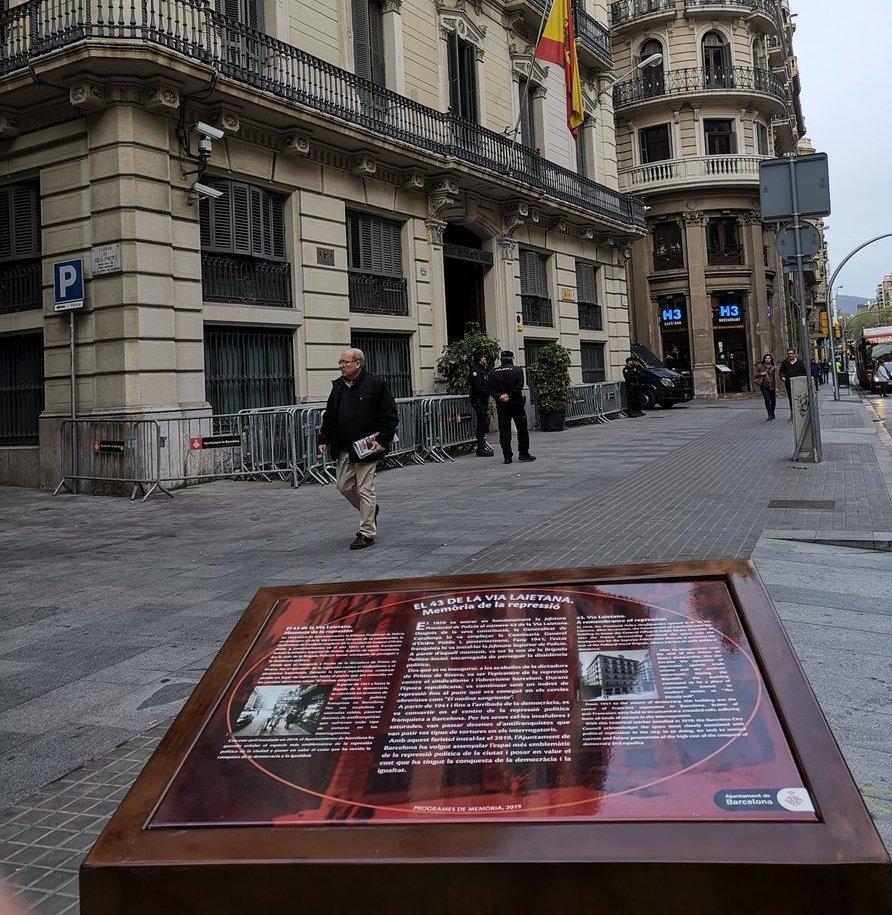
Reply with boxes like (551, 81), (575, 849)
(576, 261), (598, 306)
(528, 251), (548, 297)
(11, 185), (39, 259)
(352, 0), (371, 81)
(245, 0), (261, 30)
(270, 195), (285, 259)
(199, 196), (212, 249)
(248, 185), (264, 257)
(210, 180), (233, 251)
(447, 31), (460, 113)
(519, 249), (533, 295)
(231, 183), (251, 254)
(0, 186), (11, 261)
(368, 0), (386, 87)
(460, 37), (478, 121)
(347, 211), (360, 268)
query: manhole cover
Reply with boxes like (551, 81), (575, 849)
(767, 500), (837, 510)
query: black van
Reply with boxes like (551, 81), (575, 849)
(630, 344), (694, 409)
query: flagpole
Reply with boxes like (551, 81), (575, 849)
(509, 0), (554, 150)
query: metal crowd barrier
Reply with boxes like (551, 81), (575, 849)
(54, 386), (629, 500)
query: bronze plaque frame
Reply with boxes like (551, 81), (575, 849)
(81, 561), (892, 913)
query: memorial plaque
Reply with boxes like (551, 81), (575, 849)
(82, 562), (892, 914)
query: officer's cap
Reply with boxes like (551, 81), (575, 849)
(500, 350), (515, 361)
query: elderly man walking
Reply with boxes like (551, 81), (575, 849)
(318, 348), (398, 550)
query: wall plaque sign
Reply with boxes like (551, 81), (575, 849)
(81, 563), (892, 914)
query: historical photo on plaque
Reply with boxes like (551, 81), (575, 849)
(149, 577), (816, 827)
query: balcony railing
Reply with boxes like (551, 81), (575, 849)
(348, 271), (410, 316)
(612, 0), (777, 25)
(0, 0), (644, 232)
(611, 0), (675, 27)
(618, 155), (764, 191)
(0, 261), (42, 314)
(578, 302), (603, 331)
(201, 254), (292, 307)
(614, 67), (786, 108)
(522, 295), (554, 328)
(526, 0), (611, 64)
(685, 0), (778, 17)
(707, 247), (744, 267)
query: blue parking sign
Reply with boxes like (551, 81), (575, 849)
(53, 258), (85, 311)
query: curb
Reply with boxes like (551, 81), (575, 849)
(762, 529), (892, 552)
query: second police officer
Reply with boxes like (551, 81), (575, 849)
(489, 351), (536, 464)
(469, 350), (494, 457)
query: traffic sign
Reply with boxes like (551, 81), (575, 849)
(53, 258), (85, 311)
(776, 223), (823, 261)
(759, 153), (831, 221)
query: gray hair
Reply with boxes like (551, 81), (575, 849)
(341, 347), (365, 366)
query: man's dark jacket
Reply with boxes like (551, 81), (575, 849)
(779, 357), (807, 388)
(319, 370), (398, 462)
(469, 363), (490, 402)
(489, 363), (525, 407)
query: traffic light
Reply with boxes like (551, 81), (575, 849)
(833, 321), (841, 339)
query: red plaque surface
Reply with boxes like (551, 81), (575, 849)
(81, 563), (892, 915)
(151, 578), (814, 827)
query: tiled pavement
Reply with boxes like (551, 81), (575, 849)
(1, 387), (891, 911)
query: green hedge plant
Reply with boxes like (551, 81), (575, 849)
(436, 329), (502, 395)
(527, 342), (571, 414)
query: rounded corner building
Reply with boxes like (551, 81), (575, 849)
(610, 0), (811, 398)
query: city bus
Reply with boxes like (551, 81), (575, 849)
(856, 326), (892, 391)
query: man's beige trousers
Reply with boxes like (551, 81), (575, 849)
(336, 452), (378, 538)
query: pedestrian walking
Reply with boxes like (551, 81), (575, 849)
(318, 347), (398, 550)
(875, 357), (890, 398)
(623, 356), (646, 417)
(821, 359), (830, 384)
(755, 354), (780, 421)
(810, 358), (822, 391)
(779, 348), (808, 418)
(469, 350), (494, 457)
(489, 351), (535, 464)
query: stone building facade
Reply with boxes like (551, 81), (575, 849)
(0, 0), (644, 487)
(610, 0), (807, 397)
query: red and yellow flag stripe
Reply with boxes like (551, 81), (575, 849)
(534, 0), (585, 137)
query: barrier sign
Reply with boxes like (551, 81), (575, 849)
(190, 434), (242, 450)
(92, 440), (125, 454)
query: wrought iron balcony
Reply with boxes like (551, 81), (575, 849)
(614, 67), (786, 108)
(611, 0), (675, 27)
(201, 254), (292, 307)
(520, 0), (612, 67)
(348, 271), (410, 316)
(0, 261), (42, 314)
(0, 0), (644, 232)
(685, 0), (778, 19)
(578, 302), (603, 331)
(618, 155), (764, 192)
(707, 246), (745, 267)
(522, 295), (554, 328)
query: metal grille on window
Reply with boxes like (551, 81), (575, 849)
(346, 211), (409, 315)
(351, 333), (412, 399)
(576, 261), (602, 330)
(0, 333), (44, 446)
(581, 342), (606, 384)
(519, 248), (552, 327)
(524, 339), (548, 371)
(203, 327), (295, 415)
(199, 179), (291, 307)
(0, 182), (42, 315)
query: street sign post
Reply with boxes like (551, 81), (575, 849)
(760, 155), (831, 464)
(53, 258), (86, 495)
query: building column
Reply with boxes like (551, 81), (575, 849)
(382, 0), (406, 96)
(628, 235), (656, 351)
(743, 213), (771, 366)
(492, 237), (520, 355)
(425, 218), (448, 377)
(683, 211), (717, 398)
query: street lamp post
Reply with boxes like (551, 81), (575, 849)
(827, 232), (892, 401)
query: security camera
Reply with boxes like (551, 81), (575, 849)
(191, 182), (223, 199)
(195, 121), (225, 140)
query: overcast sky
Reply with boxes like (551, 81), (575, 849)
(792, 0), (892, 299)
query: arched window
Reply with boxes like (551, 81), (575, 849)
(702, 31), (731, 87)
(639, 38), (664, 97)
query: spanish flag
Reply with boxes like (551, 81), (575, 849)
(534, 0), (585, 137)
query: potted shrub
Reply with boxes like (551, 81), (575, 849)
(527, 342), (571, 432)
(435, 328), (501, 394)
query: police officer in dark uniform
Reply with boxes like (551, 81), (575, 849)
(489, 351), (536, 464)
(623, 356), (646, 418)
(469, 351), (494, 457)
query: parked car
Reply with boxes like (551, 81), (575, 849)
(630, 344), (694, 409)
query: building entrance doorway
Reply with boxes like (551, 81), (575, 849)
(443, 225), (492, 343)
(712, 291), (750, 392)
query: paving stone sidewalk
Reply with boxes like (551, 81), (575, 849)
(1, 387), (890, 912)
